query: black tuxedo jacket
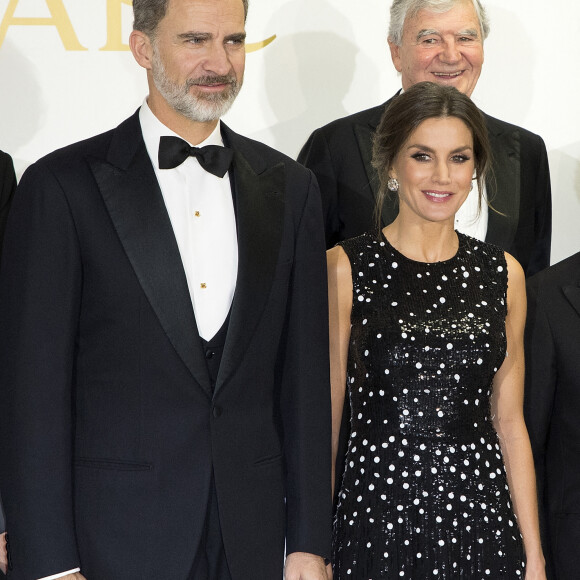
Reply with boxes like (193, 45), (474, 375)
(298, 96), (552, 277)
(0, 150), (16, 266)
(524, 252), (580, 580)
(0, 112), (331, 580)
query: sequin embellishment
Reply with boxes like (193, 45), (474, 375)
(332, 232), (524, 579)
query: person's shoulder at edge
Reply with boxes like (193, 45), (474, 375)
(21, 119), (125, 175)
(223, 122), (316, 176)
(331, 230), (379, 249)
(481, 110), (547, 144)
(305, 101), (390, 140)
(527, 251), (580, 288)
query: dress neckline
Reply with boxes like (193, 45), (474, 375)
(379, 230), (463, 266)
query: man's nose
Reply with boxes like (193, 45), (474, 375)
(440, 39), (461, 63)
(204, 43), (232, 75)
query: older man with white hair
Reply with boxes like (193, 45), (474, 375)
(299, 0), (551, 278)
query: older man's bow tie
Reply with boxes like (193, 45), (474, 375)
(158, 136), (233, 178)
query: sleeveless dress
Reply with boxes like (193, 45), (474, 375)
(333, 231), (524, 579)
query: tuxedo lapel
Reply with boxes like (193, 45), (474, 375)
(484, 114), (520, 249)
(563, 283), (580, 319)
(214, 126), (285, 395)
(354, 122), (379, 200)
(89, 112), (213, 398)
(354, 97), (398, 227)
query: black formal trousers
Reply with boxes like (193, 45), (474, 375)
(524, 251), (580, 580)
(0, 112), (332, 580)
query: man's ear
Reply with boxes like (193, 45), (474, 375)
(130, 30), (154, 70)
(388, 39), (403, 73)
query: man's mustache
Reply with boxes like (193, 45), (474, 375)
(188, 75), (237, 87)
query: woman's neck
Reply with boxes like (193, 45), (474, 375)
(382, 218), (459, 263)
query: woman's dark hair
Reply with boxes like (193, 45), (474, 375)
(372, 81), (492, 229)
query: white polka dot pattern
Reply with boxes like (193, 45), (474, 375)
(332, 232), (524, 579)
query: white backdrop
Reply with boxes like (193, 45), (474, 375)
(0, 0), (579, 263)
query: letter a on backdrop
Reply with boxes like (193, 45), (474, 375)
(0, 0), (87, 50)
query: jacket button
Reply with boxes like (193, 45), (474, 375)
(213, 406), (222, 418)
(205, 349), (215, 359)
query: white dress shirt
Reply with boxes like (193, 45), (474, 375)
(38, 101), (238, 580)
(454, 180), (488, 241)
(140, 99), (238, 341)
(38, 571), (80, 580)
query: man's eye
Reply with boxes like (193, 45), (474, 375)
(421, 37), (439, 45)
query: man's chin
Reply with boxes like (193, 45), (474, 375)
(177, 98), (236, 123)
(429, 73), (475, 94)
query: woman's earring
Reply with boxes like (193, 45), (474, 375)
(469, 181), (474, 192)
(387, 178), (399, 192)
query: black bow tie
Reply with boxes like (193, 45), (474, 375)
(158, 136), (233, 178)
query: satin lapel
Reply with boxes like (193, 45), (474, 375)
(89, 113), (212, 398)
(354, 121), (379, 201)
(214, 130), (285, 395)
(484, 115), (520, 249)
(563, 284), (580, 319)
(354, 97), (398, 227)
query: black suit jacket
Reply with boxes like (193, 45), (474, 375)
(0, 112), (332, 580)
(0, 150), (16, 266)
(524, 252), (580, 580)
(298, 97), (552, 277)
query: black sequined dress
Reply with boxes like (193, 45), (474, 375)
(333, 232), (524, 579)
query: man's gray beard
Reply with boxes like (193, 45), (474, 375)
(151, 46), (242, 123)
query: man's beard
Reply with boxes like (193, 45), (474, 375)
(151, 44), (242, 123)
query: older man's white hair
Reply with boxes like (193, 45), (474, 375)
(388, 0), (490, 46)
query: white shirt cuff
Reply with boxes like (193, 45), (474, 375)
(38, 568), (81, 580)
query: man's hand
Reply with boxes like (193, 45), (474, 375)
(0, 533), (6, 574)
(51, 575), (87, 580)
(284, 552), (329, 580)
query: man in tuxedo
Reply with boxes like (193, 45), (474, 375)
(0, 149), (16, 265)
(298, 0), (552, 278)
(524, 251), (580, 580)
(0, 0), (331, 579)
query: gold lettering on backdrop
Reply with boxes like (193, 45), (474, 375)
(0, 1), (275, 53)
(246, 34), (276, 53)
(100, 0), (131, 51)
(0, 0), (87, 50)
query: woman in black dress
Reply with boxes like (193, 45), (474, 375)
(327, 82), (545, 579)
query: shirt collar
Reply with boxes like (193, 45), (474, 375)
(139, 98), (224, 170)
